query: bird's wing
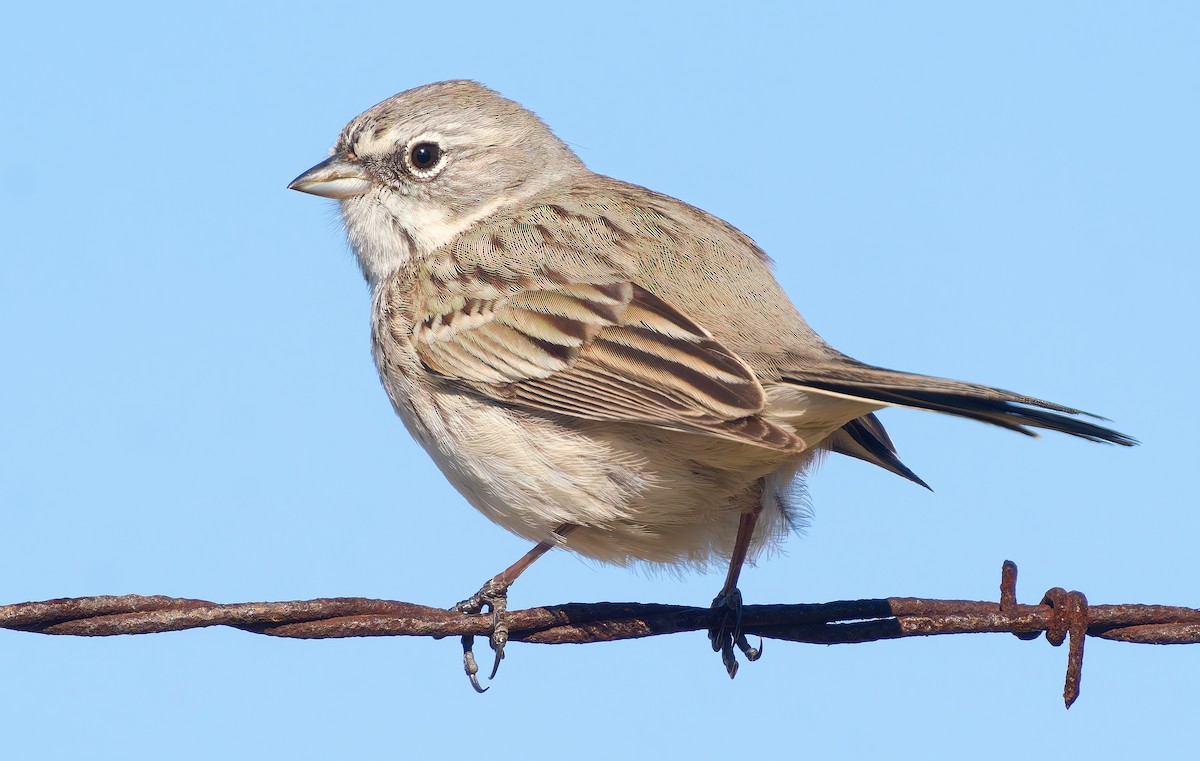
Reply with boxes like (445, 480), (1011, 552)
(404, 207), (803, 450)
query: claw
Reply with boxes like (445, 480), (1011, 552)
(452, 578), (512, 692)
(445, 532), (569, 692)
(708, 587), (757, 677)
(461, 635), (488, 693)
(720, 638), (739, 678)
(487, 594), (508, 680)
(737, 633), (762, 662)
(707, 587), (744, 646)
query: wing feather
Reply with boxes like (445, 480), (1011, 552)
(408, 223), (802, 450)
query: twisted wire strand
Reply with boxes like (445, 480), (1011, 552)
(4, 562), (1196, 706)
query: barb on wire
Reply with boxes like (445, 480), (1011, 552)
(2, 561), (1196, 707)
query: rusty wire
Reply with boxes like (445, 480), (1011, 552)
(3, 561), (1196, 707)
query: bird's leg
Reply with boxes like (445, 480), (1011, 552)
(454, 523), (576, 692)
(709, 508), (763, 678)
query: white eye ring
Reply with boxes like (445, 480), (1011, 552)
(402, 139), (446, 178)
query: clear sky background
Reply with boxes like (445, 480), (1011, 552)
(2, 3), (1195, 758)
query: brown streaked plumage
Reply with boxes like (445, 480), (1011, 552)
(289, 80), (1135, 681)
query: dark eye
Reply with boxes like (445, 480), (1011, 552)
(408, 142), (442, 171)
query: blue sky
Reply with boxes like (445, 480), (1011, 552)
(2, 2), (1195, 757)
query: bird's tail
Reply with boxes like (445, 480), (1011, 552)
(785, 359), (1137, 447)
(825, 413), (932, 489)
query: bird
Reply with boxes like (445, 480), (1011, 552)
(288, 80), (1134, 688)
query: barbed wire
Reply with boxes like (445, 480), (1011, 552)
(3, 561), (1196, 706)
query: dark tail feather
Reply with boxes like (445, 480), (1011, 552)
(826, 413), (932, 490)
(785, 362), (1137, 447)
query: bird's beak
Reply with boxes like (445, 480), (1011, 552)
(288, 155), (373, 199)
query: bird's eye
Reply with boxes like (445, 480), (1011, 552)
(408, 142), (443, 173)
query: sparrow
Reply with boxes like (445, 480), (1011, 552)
(288, 80), (1134, 687)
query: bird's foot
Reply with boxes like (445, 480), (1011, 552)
(707, 587), (762, 678)
(452, 578), (512, 693)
